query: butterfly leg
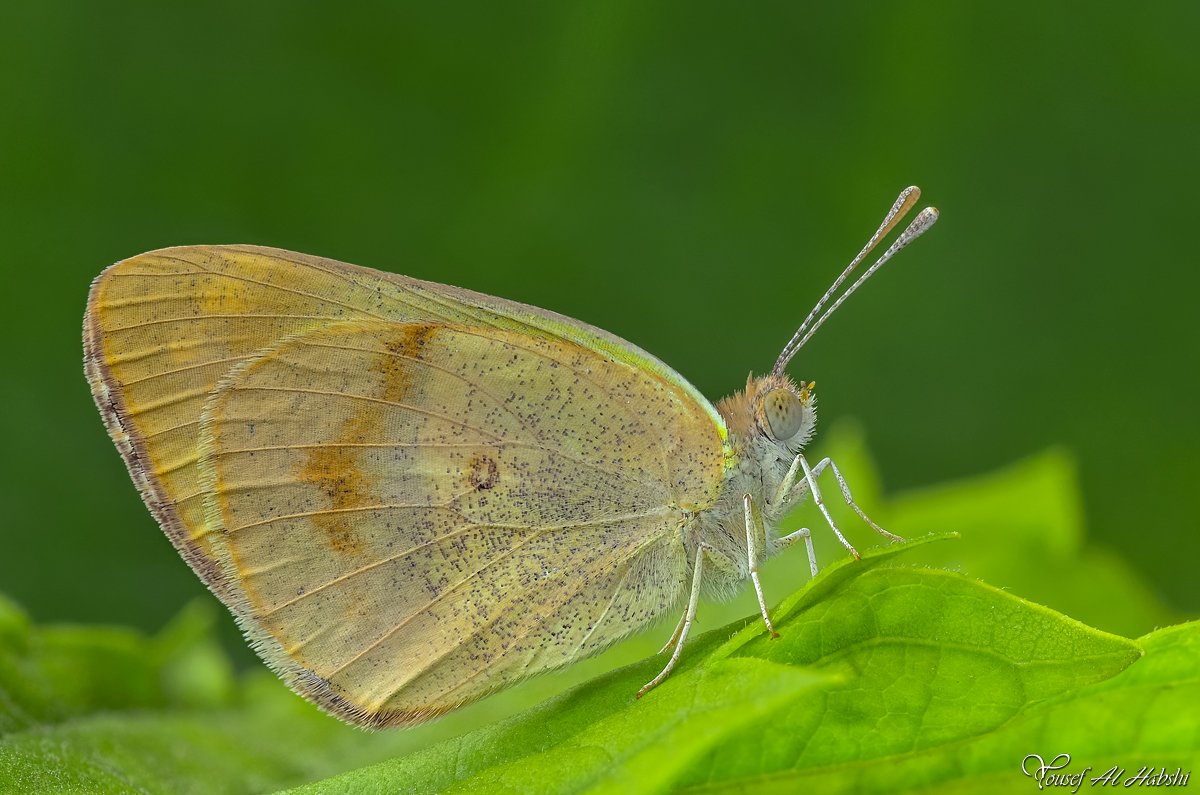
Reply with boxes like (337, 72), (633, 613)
(657, 609), (689, 655)
(743, 494), (779, 638)
(771, 452), (805, 507)
(794, 454), (861, 559)
(777, 526), (819, 578)
(782, 455), (904, 561)
(824, 459), (905, 543)
(637, 542), (724, 699)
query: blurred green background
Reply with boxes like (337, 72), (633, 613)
(1, 0), (1197, 663)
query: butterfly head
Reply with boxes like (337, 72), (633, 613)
(755, 374), (817, 452)
(716, 372), (816, 457)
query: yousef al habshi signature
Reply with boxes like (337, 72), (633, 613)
(1022, 754), (1192, 790)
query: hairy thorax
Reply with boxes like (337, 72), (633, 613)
(684, 373), (818, 600)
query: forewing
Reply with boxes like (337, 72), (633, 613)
(84, 245), (724, 605)
(199, 320), (719, 726)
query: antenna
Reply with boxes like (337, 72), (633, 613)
(773, 189), (939, 375)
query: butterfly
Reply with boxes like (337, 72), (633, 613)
(84, 187), (937, 728)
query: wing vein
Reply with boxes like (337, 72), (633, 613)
(285, 337), (653, 488)
(321, 534), (542, 677)
(380, 548), (649, 710)
(224, 249), (394, 289)
(228, 386), (506, 441)
(217, 438), (647, 490)
(230, 500), (472, 534)
(104, 314), (349, 332)
(145, 419), (201, 439)
(310, 509), (667, 679)
(222, 441), (516, 453)
(155, 454), (200, 476)
(235, 501), (657, 537)
(128, 385), (210, 415)
(155, 253), (394, 322)
(299, 339), (533, 434)
(567, 563), (635, 658)
(427, 327), (676, 426)
(120, 354), (258, 385)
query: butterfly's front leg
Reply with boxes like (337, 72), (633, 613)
(770, 452), (805, 508)
(780, 454), (904, 565)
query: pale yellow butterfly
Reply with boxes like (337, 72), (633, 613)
(84, 187), (937, 728)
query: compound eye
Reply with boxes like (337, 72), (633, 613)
(764, 388), (803, 440)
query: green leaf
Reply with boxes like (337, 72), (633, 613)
(700, 621), (1200, 794)
(787, 421), (1189, 639)
(283, 535), (1142, 795)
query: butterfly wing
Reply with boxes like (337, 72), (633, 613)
(84, 245), (726, 726)
(200, 319), (718, 725)
(84, 245), (725, 600)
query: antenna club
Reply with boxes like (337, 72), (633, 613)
(897, 207), (939, 243)
(912, 207), (939, 232)
(774, 191), (940, 374)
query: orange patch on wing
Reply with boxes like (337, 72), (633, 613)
(297, 324), (437, 555)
